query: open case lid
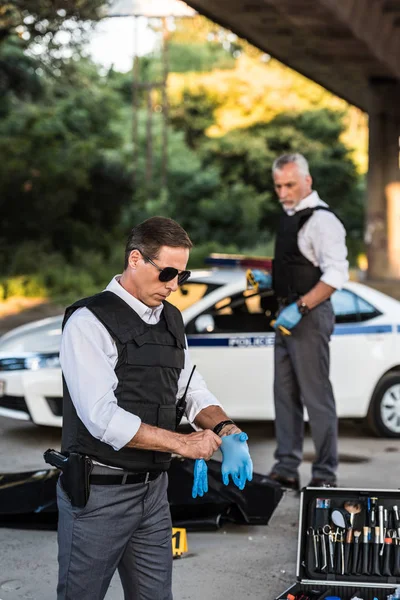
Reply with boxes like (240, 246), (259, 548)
(297, 487), (400, 589)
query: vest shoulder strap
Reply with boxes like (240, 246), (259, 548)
(162, 300), (186, 349)
(63, 291), (185, 347)
(63, 291), (143, 343)
(312, 205), (344, 226)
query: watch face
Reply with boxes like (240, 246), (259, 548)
(299, 303), (309, 315)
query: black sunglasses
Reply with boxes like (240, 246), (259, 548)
(138, 250), (191, 286)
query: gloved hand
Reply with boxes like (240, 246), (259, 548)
(247, 269), (272, 291)
(192, 458), (208, 498)
(272, 302), (302, 332)
(220, 432), (253, 491)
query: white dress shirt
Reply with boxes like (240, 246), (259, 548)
(60, 276), (221, 452)
(285, 190), (349, 290)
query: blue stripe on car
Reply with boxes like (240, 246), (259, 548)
(333, 324), (392, 335)
(187, 324), (394, 347)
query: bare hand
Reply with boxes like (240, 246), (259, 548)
(177, 429), (222, 460)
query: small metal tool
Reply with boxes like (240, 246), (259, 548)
(308, 526), (319, 569)
(318, 527), (327, 571)
(323, 525), (335, 570)
(394, 505), (400, 539)
(379, 505), (385, 555)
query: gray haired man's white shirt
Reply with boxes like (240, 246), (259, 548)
(285, 190), (349, 290)
(60, 276), (221, 452)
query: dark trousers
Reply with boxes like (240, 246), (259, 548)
(271, 301), (338, 481)
(57, 472), (173, 600)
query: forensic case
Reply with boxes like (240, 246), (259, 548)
(276, 487), (400, 600)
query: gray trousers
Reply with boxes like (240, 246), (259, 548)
(57, 472), (173, 600)
(271, 300), (338, 481)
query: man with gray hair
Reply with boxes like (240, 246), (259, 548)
(265, 153), (349, 489)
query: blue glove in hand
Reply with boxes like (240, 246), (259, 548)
(192, 459), (208, 498)
(272, 302), (302, 332)
(220, 432), (253, 491)
(247, 269), (272, 290)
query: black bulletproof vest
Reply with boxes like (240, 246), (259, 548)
(61, 291), (185, 471)
(272, 206), (333, 300)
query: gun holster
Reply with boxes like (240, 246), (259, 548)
(45, 450), (93, 508)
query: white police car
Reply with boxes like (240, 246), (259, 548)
(1, 256), (400, 437)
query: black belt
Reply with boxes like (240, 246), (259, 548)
(91, 471), (162, 485)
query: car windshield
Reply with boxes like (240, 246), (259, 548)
(0, 319), (63, 353)
(168, 282), (220, 311)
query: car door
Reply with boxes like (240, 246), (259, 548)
(330, 289), (395, 418)
(185, 289), (277, 420)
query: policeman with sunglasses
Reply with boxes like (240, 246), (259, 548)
(57, 216), (253, 600)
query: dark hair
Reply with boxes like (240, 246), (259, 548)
(124, 216), (193, 269)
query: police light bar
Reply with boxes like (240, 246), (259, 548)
(205, 253), (272, 270)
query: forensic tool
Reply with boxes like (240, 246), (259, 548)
(379, 505), (385, 555)
(344, 501), (362, 526)
(343, 502), (361, 574)
(373, 525), (381, 576)
(370, 497), (378, 528)
(275, 488), (400, 600)
(393, 533), (400, 577)
(351, 530), (361, 575)
(334, 528), (345, 576)
(246, 268), (272, 291)
(344, 526), (353, 574)
(331, 508), (352, 530)
(270, 319), (292, 336)
(308, 526), (319, 570)
(317, 527), (328, 571)
(383, 535), (393, 576)
(393, 505), (400, 539)
(362, 526), (370, 575)
(324, 525), (335, 571)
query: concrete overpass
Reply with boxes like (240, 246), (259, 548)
(185, 0), (400, 281)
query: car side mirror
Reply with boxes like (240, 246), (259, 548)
(194, 314), (215, 333)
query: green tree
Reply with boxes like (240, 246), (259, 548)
(0, 56), (132, 272)
(169, 88), (221, 149)
(0, 1), (106, 46)
(199, 109), (363, 255)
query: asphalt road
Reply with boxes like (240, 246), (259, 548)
(1, 417), (400, 600)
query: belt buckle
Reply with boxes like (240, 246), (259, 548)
(144, 472), (150, 484)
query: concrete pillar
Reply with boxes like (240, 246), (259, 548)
(366, 79), (400, 280)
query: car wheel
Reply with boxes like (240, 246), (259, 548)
(367, 373), (400, 438)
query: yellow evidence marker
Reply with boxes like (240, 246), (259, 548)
(172, 527), (188, 558)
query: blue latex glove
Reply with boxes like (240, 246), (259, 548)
(247, 269), (272, 290)
(220, 432), (253, 491)
(272, 302), (302, 332)
(192, 459), (208, 498)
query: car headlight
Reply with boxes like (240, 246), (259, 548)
(24, 354), (61, 370)
(0, 354), (60, 371)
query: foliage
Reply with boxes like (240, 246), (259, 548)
(0, 0), (106, 47)
(0, 37), (43, 112)
(0, 54), (132, 273)
(0, 12), (368, 306)
(168, 54), (368, 174)
(0, 274), (46, 300)
(167, 41), (236, 73)
(169, 87), (221, 148)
